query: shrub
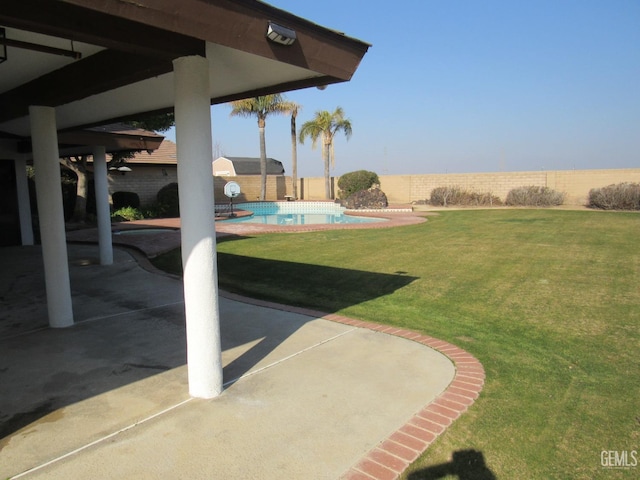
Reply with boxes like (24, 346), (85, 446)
(588, 183), (640, 210)
(111, 206), (144, 221)
(429, 186), (502, 207)
(112, 191), (140, 210)
(338, 170), (380, 199)
(142, 203), (162, 219)
(505, 186), (565, 207)
(342, 187), (388, 209)
(157, 183), (180, 217)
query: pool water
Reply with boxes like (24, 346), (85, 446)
(224, 212), (383, 225)
(222, 201), (385, 225)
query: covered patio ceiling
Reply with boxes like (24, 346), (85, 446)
(0, 0), (370, 139)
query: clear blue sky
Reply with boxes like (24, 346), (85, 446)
(166, 0), (639, 178)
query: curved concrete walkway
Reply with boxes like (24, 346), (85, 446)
(2, 211), (484, 479)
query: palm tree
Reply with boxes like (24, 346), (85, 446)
(299, 107), (352, 199)
(229, 95), (297, 201)
(290, 105), (301, 200)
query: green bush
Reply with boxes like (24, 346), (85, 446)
(112, 191), (140, 210)
(157, 183), (180, 217)
(111, 206), (144, 221)
(142, 203), (162, 219)
(588, 183), (640, 210)
(505, 186), (565, 207)
(338, 170), (380, 199)
(429, 186), (502, 207)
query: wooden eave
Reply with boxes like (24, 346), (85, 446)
(0, 0), (370, 136)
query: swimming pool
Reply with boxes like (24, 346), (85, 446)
(223, 201), (385, 225)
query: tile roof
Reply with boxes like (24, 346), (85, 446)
(117, 139), (178, 165)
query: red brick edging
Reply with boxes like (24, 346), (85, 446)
(219, 291), (485, 480)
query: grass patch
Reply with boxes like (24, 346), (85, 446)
(152, 209), (640, 479)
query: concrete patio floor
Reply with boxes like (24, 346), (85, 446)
(1, 216), (484, 479)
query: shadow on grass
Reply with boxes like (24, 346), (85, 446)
(407, 449), (496, 480)
(217, 252), (418, 313)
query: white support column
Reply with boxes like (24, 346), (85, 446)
(29, 106), (74, 328)
(14, 155), (34, 245)
(173, 55), (223, 398)
(93, 146), (113, 265)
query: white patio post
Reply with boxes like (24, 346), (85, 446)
(93, 145), (113, 265)
(29, 106), (74, 328)
(173, 55), (223, 398)
(14, 155), (34, 245)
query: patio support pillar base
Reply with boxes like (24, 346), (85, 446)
(173, 54), (223, 399)
(93, 146), (113, 265)
(29, 105), (74, 328)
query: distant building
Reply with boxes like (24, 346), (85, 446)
(213, 156), (285, 176)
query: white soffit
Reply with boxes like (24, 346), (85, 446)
(0, 28), (105, 92)
(0, 41), (323, 136)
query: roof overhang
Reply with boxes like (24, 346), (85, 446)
(0, 0), (370, 139)
(13, 124), (165, 159)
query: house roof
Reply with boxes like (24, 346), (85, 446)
(121, 139), (177, 165)
(0, 0), (370, 140)
(217, 156), (285, 175)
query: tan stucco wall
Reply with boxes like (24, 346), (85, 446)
(298, 169), (640, 205)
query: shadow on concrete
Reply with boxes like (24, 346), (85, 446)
(0, 244), (417, 441)
(407, 449), (497, 480)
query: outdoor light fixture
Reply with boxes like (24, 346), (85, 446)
(109, 165), (132, 175)
(266, 22), (296, 46)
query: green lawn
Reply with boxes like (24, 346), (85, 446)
(153, 209), (639, 479)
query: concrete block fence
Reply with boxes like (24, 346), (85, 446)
(300, 168), (640, 206)
(108, 168), (640, 208)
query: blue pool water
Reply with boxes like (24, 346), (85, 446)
(222, 202), (385, 225)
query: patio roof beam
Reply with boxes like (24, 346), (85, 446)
(0, 0), (205, 60)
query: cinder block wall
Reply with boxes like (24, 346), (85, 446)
(111, 168), (640, 208)
(213, 175), (291, 204)
(298, 169), (640, 206)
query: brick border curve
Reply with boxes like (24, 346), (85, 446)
(219, 291), (485, 480)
